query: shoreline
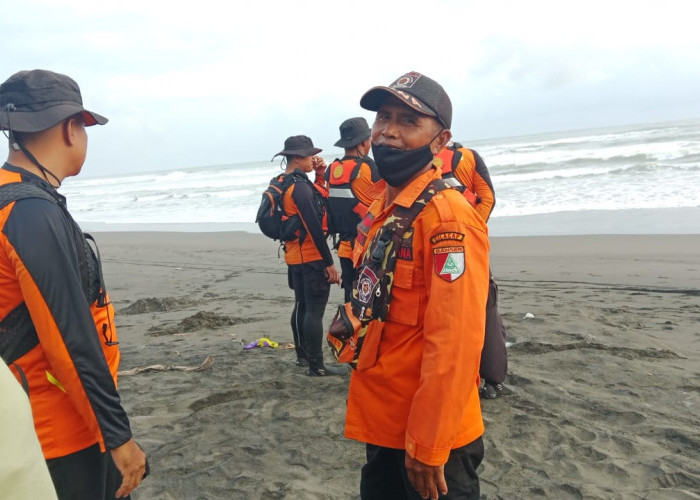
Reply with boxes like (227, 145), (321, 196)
(80, 206), (700, 237)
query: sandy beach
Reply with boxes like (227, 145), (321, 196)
(95, 231), (700, 499)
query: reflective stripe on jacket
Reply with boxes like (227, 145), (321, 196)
(326, 156), (382, 259)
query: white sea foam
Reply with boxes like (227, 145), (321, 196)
(62, 119), (700, 233)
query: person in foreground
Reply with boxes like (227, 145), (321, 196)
(0, 69), (146, 499)
(273, 136), (346, 376)
(344, 71), (490, 499)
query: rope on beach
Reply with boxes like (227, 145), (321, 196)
(118, 355), (215, 376)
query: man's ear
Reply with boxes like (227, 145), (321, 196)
(62, 116), (84, 146)
(361, 138), (372, 154)
(433, 128), (452, 154)
(62, 118), (75, 146)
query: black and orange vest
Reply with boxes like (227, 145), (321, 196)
(326, 157), (370, 240)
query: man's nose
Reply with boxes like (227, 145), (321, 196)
(378, 120), (399, 139)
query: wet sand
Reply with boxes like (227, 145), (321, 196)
(96, 232), (700, 499)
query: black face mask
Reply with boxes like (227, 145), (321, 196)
(371, 131), (442, 187)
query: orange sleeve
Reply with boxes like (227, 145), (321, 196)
(351, 163), (382, 207)
(404, 191), (490, 465)
(454, 149), (495, 222)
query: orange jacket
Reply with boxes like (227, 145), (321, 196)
(281, 170), (334, 266)
(345, 167), (489, 466)
(0, 165), (131, 460)
(435, 144), (495, 222)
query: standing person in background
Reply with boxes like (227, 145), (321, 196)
(326, 117), (383, 302)
(273, 135), (346, 377)
(344, 71), (489, 499)
(436, 142), (509, 399)
(0, 69), (146, 499)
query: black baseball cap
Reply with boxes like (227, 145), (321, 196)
(0, 69), (107, 133)
(360, 71), (452, 129)
(334, 117), (370, 148)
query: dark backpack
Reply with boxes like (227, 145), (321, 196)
(255, 173), (303, 241)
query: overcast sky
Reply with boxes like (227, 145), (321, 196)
(1, 0), (699, 176)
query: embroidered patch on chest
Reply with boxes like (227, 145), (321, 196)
(357, 267), (379, 305)
(433, 246), (465, 282)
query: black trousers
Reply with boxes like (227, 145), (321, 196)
(360, 438), (484, 500)
(339, 256), (355, 303)
(288, 261), (331, 366)
(480, 272), (508, 384)
(46, 442), (125, 500)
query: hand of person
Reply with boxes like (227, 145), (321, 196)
(312, 156), (327, 174)
(325, 264), (340, 285)
(405, 454), (448, 500)
(111, 438), (147, 498)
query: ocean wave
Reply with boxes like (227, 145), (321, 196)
(60, 119), (700, 228)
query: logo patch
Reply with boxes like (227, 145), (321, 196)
(333, 164), (344, 179)
(357, 267), (379, 305)
(392, 71), (422, 89)
(433, 246), (465, 282)
(430, 232), (465, 244)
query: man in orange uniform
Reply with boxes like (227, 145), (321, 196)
(0, 70), (146, 499)
(436, 143), (509, 398)
(326, 117), (382, 302)
(345, 71), (489, 499)
(273, 135), (345, 376)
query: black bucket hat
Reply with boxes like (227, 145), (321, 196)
(273, 135), (322, 158)
(334, 117), (371, 148)
(360, 71), (452, 129)
(0, 69), (108, 133)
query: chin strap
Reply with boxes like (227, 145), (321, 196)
(15, 141), (62, 188)
(2, 103), (61, 188)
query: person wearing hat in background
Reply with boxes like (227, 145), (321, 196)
(343, 72), (489, 499)
(435, 141), (510, 400)
(273, 136), (346, 376)
(0, 69), (146, 499)
(325, 117), (382, 302)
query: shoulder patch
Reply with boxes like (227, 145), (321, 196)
(433, 246), (465, 282)
(430, 231), (465, 244)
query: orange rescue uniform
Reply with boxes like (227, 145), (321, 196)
(281, 172), (333, 266)
(346, 167), (489, 466)
(1, 166), (131, 460)
(435, 144), (495, 222)
(332, 159), (383, 260)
